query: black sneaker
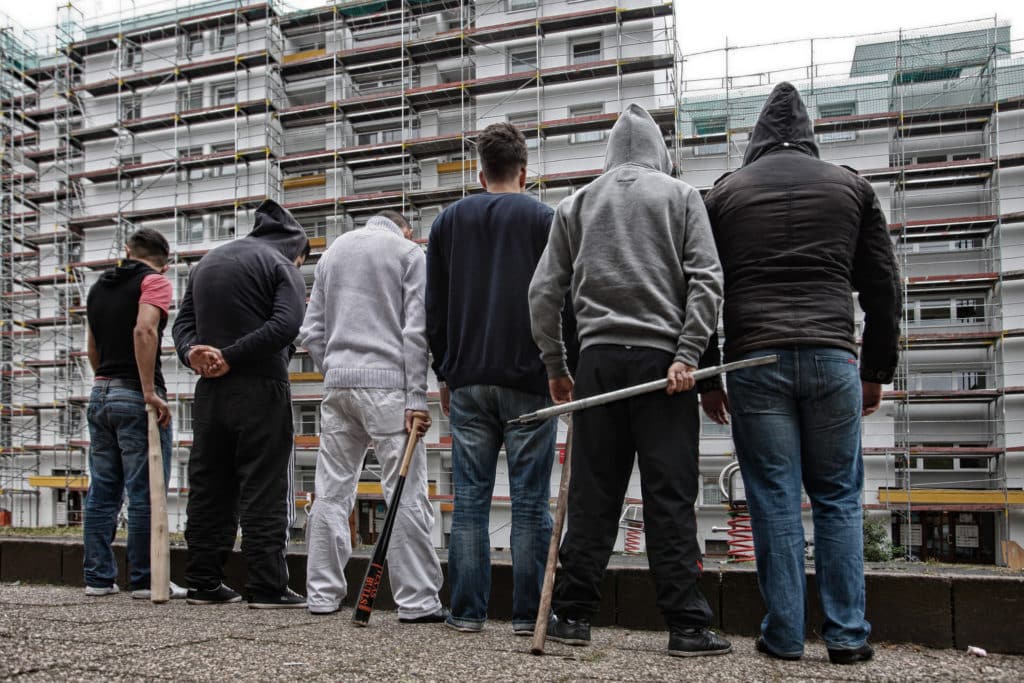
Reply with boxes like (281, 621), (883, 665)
(545, 612), (590, 646)
(667, 626), (732, 657)
(249, 587), (307, 609)
(186, 583), (242, 605)
(828, 642), (874, 665)
(399, 607), (450, 624)
(755, 636), (802, 661)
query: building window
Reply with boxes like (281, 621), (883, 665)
(693, 116), (727, 156)
(507, 0), (537, 11)
(179, 31), (203, 60)
(177, 215), (204, 243)
(817, 101), (856, 143)
(894, 67), (962, 85)
(297, 466), (316, 494)
(178, 400), (193, 431)
(177, 84), (203, 112)
(217, 26), (236, 52)
(507, 111), (538, 149)
(120, 95), (142, 121)
(120, 44), (142, 70)
(295, 405), (319, 435)
(905, 297), (985, 327)
(174, 268), (190, 305)
(306, 218), (327, 239)
(214, 83), (235, 106)
(178, 146), (205, 181)
(59, 408), (84, 438)
(290, 85), (326, 106)
(213, 213), (236, 240)
(507, 47), (537, 72)
(210, 142), (236, 177)
(571, 38), (602, 65)
(569, 103), (604, 144)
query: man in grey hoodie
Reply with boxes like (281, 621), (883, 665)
(298, 211), (445, 621)
(529, 104), (729, 657)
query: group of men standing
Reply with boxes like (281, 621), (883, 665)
(83, 82), (899, 663)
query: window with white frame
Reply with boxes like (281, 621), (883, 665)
(59, 407), (84, 438)
(210, 142), (236, 177)
(120, 95), (142, 121)
(214, 83), (235, 106)
(217, 26), (236, 51)
(295, 405), (319, 435)
(507, 0), (536, 11)
(297, 466), (316, 494)
(569, 103), (605, 144)
(507, 46), (537, 72)
(178, 400), (193, 431)
(120, 44), (142, 70)
(507, 111), (538, 149)
(179, 31), (203, 60)
(177, 215), (204, 243)
(213, 212), (236, 240)
(174, 268), (191, 305)
(178, 146), (205, 181)
(571, 38), (602, 65)
(817, 101), (857, 143)
(305, 218), (327, 239)
(702, 477), (723, 505)
(177, 84), (203, 112)
(905, 296), (985, 327)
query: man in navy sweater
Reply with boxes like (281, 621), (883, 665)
(426, 122), (573, 635)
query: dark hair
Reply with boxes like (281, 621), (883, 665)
(477, 122), (528, 184)
(126, 228), (170, 267)
(377, 209), (410, 232)
(300, 240), (311, 261)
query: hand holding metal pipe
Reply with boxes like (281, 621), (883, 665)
(508, 356), (779, 425)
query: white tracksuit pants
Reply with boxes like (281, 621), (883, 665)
(305, 387), (443, 617)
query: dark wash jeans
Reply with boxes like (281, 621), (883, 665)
(729, 346), (870, 656)
(446, 384), (556, 631)
(84, 385), (171, 590)
(553, 345), (713, 629)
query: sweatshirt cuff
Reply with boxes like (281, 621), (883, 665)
(543, 356), (570, 379)
(673, 348), (701, 369)
(406, 390), (428, 412)
(861, 367), (895, 384)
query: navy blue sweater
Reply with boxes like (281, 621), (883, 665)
(426, 192), (573, 396)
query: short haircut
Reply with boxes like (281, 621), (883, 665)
(477, 122), (528, 184)
(126, 228), (170, 267)
(378, 209), (410, 232)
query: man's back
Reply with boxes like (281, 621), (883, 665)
(426, 192), (553, 395)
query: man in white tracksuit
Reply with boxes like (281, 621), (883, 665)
(299, 210), (445, 621)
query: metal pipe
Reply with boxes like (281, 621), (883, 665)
(508, 355), (778, 425)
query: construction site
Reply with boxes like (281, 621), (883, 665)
(1, 0), (1023, 566)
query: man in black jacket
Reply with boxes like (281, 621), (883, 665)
(172, 199), (309, 608)
(701, 83), (900, 664)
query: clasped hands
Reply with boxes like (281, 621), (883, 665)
(187, 344), (231, 378)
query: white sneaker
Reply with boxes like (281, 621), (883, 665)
(131, 581), (188, 600)
(85, 584), (120, 597)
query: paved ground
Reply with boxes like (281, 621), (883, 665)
(2, 583), (1022, 682)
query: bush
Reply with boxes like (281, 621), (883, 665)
(863, 514), (893, 562)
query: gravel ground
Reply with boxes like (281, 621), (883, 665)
(2, 583), (1022, 682)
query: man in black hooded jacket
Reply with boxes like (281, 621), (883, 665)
(701, 83), (900, 664)
(172, 199), (310, 608)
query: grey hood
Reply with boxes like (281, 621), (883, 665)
(604, 103), (672, 174)
(248, 198), (309, 261)
(743, 82), (820, 166)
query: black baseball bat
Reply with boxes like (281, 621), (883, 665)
(351, 411), (428, 626)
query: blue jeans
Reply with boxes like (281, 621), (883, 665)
(447, 385), (556, 631)
(728, 347), (870, 656)
(84, 385), (171, 590)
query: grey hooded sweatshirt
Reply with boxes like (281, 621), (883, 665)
(529, 103), (723, 377)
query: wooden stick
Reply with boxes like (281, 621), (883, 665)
(147, 406), (169, 604)
(531, 417), (573, 655)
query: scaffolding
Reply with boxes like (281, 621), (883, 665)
(0, 1), (1022, 562)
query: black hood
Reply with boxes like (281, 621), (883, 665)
(99, 258), (152, 285)
(743, 82), (819, 166)
(248, 199), (309, 261)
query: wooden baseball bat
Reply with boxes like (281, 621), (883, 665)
(352, 411), (429, 626)
(146, 405), (169, 604)
(531, 417), (573, 655)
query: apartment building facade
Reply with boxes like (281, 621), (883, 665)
(2, 2), (1022, 564)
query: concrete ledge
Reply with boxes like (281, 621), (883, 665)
(2, 538), (1021, 654)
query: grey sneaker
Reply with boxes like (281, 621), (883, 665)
(85, 584), (120, 597)
(131, 581), (188, 601)
(545, 612), (591, 646)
